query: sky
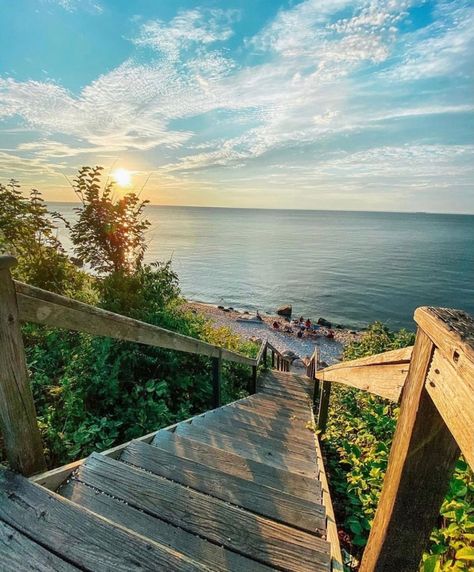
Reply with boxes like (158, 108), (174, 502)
(0, 0), (473, 212)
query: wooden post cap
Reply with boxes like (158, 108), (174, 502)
(0, 255), (18, 270)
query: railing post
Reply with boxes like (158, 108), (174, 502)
(263, 344), (268, 369)
(211, 350), (222, 409)
(317, 379), (331, 433)
(0, 256), (46, 475)
(250, 364), (257, 395)
(360, 325), (460, 572)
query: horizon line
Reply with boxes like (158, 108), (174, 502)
(46, 200), (474, 217)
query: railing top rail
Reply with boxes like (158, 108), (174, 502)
(14, 281), (256, 367)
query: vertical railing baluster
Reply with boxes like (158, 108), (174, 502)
(211, 349), (222, 408)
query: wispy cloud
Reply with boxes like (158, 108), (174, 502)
(0, 1), (473, 210)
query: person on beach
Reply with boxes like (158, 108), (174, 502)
(305, 318), (311, 329)
(297, 330), (303, 339)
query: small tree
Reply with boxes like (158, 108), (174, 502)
(70, 166), (150, 275)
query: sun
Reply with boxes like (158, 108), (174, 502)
(113, 168), (132, 187)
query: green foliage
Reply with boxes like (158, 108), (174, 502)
(0, 180), (89, 295)
(1, 168), (257, 467)
(69, 166), (150, 275)
(322, 322), (473, 571)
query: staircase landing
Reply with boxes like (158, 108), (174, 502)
(0, 370), (332, 571)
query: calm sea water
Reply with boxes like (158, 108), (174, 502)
(52, 205), (474, 330)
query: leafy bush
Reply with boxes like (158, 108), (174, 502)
(321, 323), (474, 571)
(1, 169), (257, 467)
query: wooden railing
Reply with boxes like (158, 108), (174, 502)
(0, 256), (268, 476)
(267, 341), (292, 372)
(312, 306), (474, 572)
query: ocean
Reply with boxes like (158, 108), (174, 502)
(52, 205), (474, 331)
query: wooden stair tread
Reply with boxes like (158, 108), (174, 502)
(199, 409), (315, 445)
(61, 478), (272, 572)
(175, 422), (317, 477)
(71, 453), (331, 571)
(190, 415), (317, 460)
(121, 439), (325, 534)
(0, 519), (79, 572)
(152, 429), (321, 500)
(0, 469), (207, 571)
(205, 405), (312, 435)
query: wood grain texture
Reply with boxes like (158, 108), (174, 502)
(0, 264), (46, 475)
(0, 519), (79, 572)
(0, 469), (208, 572)
(121, 439), (325, 534)
(318, 346), (413, 402)
(75, 453), (331, 572)
(191, 415), (316, 459)
(61, 479), (272, 572)
(152, 429), (321, 500)
(360, 329), (460, 572)
(15, 281), (254, 366)
(197, 410), (315, 446)
(175, 422), (317, 477)
(426, 349), (474, 469)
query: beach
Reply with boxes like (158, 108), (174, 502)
(185, 301), (363, 366)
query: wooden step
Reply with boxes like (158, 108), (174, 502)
(0, 519), (79, 572)
(0, 469), (207, 571)
(61, 478), (271, 572)
(176, 422), (317, 477)
(190, 415), (317, 460)
(69, 453), (331, 571)
(199, 409), (315, 445)
(204, 405), (312, 436)
(121, 439), (325, 534)
(152, 429), (321, 501)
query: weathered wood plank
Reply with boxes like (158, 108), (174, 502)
(318, 346), (413, 402)
(0, 519), (79, 572)
(205, 406), (311, 436)
(60, 479), (272, 572)
(121, 439), (325, 534)
(0, 257), (46, 475)
(15, 281), (254, 366)
(426, 349), (474, 469)
(360, 330), (460, 572)
(75, 453), (331, 572)
(176, 423), (317, 477)
(190, 416), (316, 460)
(152, 429), (321, 500)
(0, 469), (208, 571)
(199, 410), (316, 446)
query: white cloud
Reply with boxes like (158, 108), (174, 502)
(1, 0), (473, 208)
(133, 9), (238, 62)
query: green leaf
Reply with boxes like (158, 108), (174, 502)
(423, 555), (439, 572)
(455, 547), (474, 561)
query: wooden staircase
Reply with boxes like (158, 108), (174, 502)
(0, 370), (332, 571)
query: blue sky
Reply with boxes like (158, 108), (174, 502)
(0, 0), (473, 212)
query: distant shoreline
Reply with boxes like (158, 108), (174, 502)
(184, 299), (363, 365)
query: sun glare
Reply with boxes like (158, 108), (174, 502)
(113, 168), (132, 187)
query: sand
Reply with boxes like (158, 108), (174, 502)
(184, 301), (363, 366)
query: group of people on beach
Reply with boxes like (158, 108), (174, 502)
(272, 316), (334, 339)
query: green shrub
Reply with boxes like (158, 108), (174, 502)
(1, 168), (257, 467)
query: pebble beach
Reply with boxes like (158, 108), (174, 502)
(185, 301), (363, 366)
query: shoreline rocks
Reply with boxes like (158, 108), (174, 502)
(277, 304), (292, 318)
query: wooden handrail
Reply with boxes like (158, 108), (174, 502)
(318, 346), (413, 402)
(360, 307), (473, 571)
(14, 281), (255, 367)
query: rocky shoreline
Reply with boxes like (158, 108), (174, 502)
(184, 300), (363, 366)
